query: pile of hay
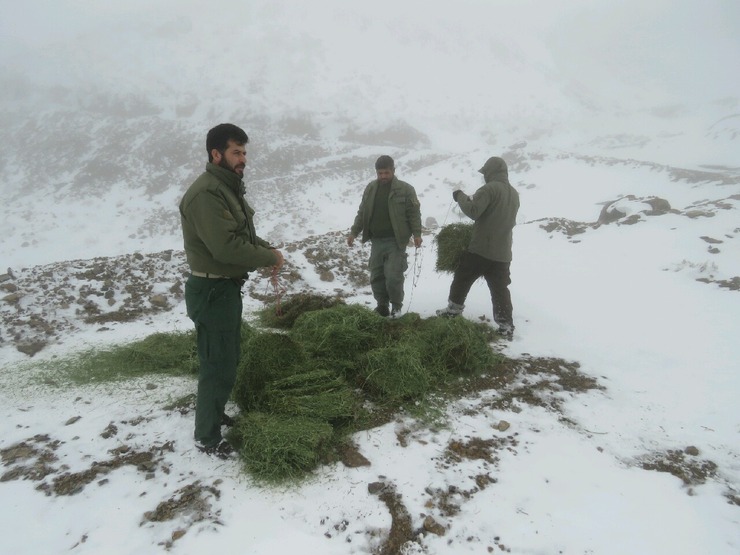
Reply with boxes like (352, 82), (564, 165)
(434, 222), (473, 272)
(258, 293), (346, 329)
(237, 303), (504, 480)
(233, 332), (306, 411)
(361, 343), (437, 402)
(416, 316), (499, 375)
(236, 412), (334, 483)
(263, 369), (359, 421)
(291, 304), (385, 365)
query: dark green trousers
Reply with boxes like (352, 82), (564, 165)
(185, 276), (242, 448)
(368, 237), (408, 309)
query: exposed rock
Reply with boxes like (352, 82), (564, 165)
(368, 481), (386, 494)
(645, 197), (672, 214)
(2, 292), (21, 304)
(495, 420), (511, 432)
(423, 515), (446, 536)
(684, 209), (715, 219)
(685, 446), (700, 456)
(319, 270), (335, 282)
(101, 423), (118, 439)
(597, 195), (673, 226)
(149, 294), (168, 308)
(17, 341), (46, 357)
(340, 443), (371, 468)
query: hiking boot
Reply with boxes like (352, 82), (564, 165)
(390, 305), (402, 319)
(221, 413), (236, 427)
(374, 304), (390, 317)
(196, 439), (235, 460)
(497, 325), (514, 341)
(435, 301), (464, 318)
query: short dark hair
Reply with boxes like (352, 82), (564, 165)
(206, 123), (249, 162)
(375, 155), (394, 170)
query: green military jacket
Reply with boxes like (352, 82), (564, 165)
(179, 163), (277, 278)
(350, 176), (422, 249)
(457, 157), (520, 263)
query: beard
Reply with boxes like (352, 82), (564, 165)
(219, 158), (245, 176)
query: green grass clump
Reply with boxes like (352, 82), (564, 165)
(239, 320), (256, 349)
(258, 293), (346, 329)
(233, 332), (306, 411)
(42, 330), (198, 385)
(417, 316), (501, 374)
(434, 222), (473, 272)
(291, 304), (385, 365)
(361, 343), (439, 402)
(236, 412), (334, 482)
(264, 369), (359, 421)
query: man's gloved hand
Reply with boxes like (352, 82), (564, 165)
(452, 190), (463, 202)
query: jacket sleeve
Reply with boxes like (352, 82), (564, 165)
(458, 185), (493, 221)
(350, 184), (371, 237)
(188, 190), (277, 269)
(406, 186), (422, 236)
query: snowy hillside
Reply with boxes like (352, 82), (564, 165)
(1, 1), (738, 269)
(0, 2), (739, 554)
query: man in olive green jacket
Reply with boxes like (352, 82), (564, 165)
(180, 123), (283, 458)
(436, 156), (519, 340)
(347, 155), (422, 318)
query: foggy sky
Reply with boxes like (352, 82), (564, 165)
(1, 0), (738, 137)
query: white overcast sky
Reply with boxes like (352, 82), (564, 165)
(1, 0), (738, 132)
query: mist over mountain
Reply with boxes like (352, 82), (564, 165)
(0, 0), (738, 269)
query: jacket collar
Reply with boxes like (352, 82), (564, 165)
(206, 162), (244, 195)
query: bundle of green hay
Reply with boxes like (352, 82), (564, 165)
(236, 412), (334, 482)
(290, 304), (385, 365)
(240, 320), (255, 347)
(233, 332), (307, 411)
(263, 369), (360, 421)
(434, 223), (473, 272)
(258, 293), (346, 329)
(417, 316), (501, 375)
(361, 343), (439, 402)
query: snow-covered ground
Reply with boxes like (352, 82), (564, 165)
(0, 151), (738, 554)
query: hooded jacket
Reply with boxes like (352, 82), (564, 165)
(456, 157), (519, 262)
(350, 176), (422, 249)
(179, 163), (277, 278)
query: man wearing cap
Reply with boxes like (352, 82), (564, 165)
(180, 123), (284, 458)
(347, 155), (422, 318)
(436, 156), (519, 340)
